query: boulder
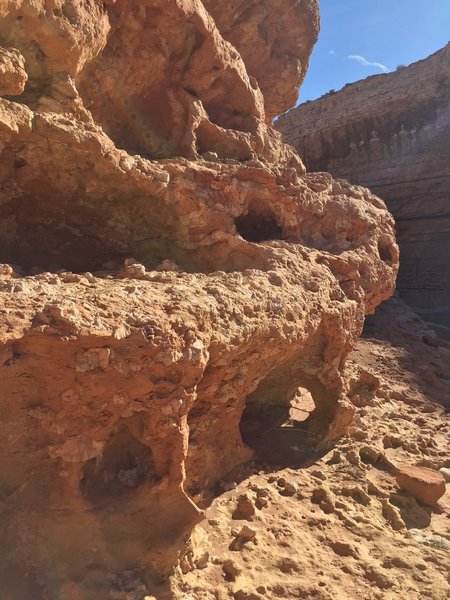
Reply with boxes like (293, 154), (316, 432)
(396, 465), (446, 506)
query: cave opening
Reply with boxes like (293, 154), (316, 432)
(239, 382), (321, 467)
(235, 210), (283, 243)
(377, 238), (395, 264)
(80, 425), (160, 504)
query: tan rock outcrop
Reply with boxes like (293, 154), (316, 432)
(277, 44), (450, 338)
(0, 1), (398, 596)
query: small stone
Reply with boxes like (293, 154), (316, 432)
(232, 494), (255, 520)
(202, 151), (219, 161)
(396, 465), (446, 506)
(237, 525), (256, 541)
(280, 480), (298, 496)
(363, 566), (393, 589)
(439, 467), (450, 483)
(255, 497), (268, 509)
(310, 468), (327, 480)
(0, 264), (14, 277)
(326, 449), (341, 464)
(222, 558), (241, 581)
(195, 551), (209, 569)
(359, 445), (380, 464)
(383, 434), (402, 449)
(230, 525), (257, 551)
(311, 487), (335, 513)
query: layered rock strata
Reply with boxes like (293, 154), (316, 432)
(277, 44), (450, 338)
(0, 1), (397, 597)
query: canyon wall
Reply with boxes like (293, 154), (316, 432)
(0, 1), (398, 597)
(277, 44), (450, 338)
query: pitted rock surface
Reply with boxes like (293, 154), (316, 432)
(277, 43), (450, 339)
(0, 1), (398, 597)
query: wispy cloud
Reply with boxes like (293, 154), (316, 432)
(347, 54), (390, 73)
(329, 50), (336, 56)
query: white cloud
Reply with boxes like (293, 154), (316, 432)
(329, 50), (336, 56)
(347, 54), (390, 73)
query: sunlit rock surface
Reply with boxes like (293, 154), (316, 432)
(0, 1), (398, 596)
(277, 44), (450, 338)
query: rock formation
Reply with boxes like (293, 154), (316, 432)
(0, 1), (398, 597)
(276, 44), (450, 338)
(171, 297), (450, 600)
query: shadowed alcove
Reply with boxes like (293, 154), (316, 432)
(235, 205), (283, 243)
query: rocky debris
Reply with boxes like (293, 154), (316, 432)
(396, 465), (446, 506)
(230, 525), (257, 551)
(0, 1), (402, 598)
(277, 477), (298, 496)
(276, 43), (450, 339)
(222, 558), (241, 582)
(232, 494), (256, 520)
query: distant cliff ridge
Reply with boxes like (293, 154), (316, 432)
(277, 44), (450, 338)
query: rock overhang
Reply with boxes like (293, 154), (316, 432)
(0, 0), (398, 595)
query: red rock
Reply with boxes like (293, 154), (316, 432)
(396, 465), (446, 506)
(0, 0), (399, 596)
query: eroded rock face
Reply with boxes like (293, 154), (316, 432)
(276, 44), (450, 338)
(202, 0), (320, 119)
(0, 1), (397, 596)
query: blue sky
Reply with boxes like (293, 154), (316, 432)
(298, 0), (450, 104)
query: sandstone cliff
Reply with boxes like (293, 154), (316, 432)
(277, 44), (450, 338)
(0, 2), (399, 598)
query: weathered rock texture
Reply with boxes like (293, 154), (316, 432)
(277, 44), (450, 338)
(0, 1), (397, 597)
(172, 297), (450, 600)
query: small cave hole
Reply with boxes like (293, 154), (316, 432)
(235, 210), (283, 243)
(239, 384), (319, 466)
(377, 239), (394, 264)
(80, 425), (159, 504)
